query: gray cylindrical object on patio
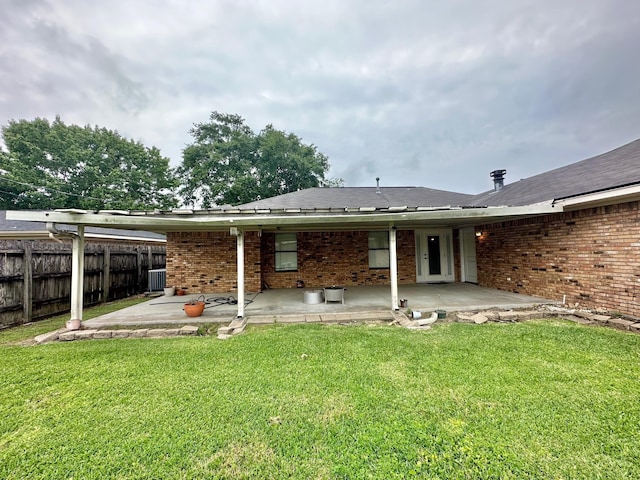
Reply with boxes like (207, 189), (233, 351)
(303, 290), (323, 304)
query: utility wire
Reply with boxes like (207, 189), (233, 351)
(0, 175), (107, 203)
(0, 188), (22, 198)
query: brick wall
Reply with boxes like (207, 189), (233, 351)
(166, 231), (261, 293)
(476, 201), (640, 317)
(166, 228), (470, 294)
(262, 230), (417, 289)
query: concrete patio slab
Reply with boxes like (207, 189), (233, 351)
(84, 283), (558, 328)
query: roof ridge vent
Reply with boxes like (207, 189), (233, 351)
(490, 169), (506, 192)
(376, 177), (381, 194)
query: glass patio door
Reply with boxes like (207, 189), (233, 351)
(415, 229), (454, 282)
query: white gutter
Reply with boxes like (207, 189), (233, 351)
(82, 233), (165, 243)
(8, 202), (561, 231)
(0, 230), (165, 243)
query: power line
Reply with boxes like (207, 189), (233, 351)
(0, 188), (21, 198)
(0, 175), (107, 203)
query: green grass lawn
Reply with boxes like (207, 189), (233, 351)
(1, 318), (639, 479)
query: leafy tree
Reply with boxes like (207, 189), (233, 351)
(0, 150), (21, 209)
(0, 117), (178, 210)
(177, 111), (333, 207)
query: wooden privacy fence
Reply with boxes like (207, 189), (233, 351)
(0, 239), (166, 328)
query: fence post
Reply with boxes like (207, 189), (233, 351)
(102, 245), (110, 302)
(23, 243), (33, 324)
(137, 246), (143, 292)
(147, 246), (154, 291)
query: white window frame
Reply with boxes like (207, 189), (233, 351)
(275, 233), (298, 272)
(368, 231), (390, 269)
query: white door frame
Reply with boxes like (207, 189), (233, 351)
(415, 229), (454, 283)
(459, 227), (478, 283)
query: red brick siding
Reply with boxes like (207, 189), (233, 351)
(166, 231), (261, 292)
(262, 230), (417, 289)
(476, 201), (640, 316)
(166, 228), (469, 294)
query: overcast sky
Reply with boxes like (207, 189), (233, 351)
(2, 0), (639, 194)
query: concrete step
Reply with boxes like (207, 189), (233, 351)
(217, 317), (248, 338)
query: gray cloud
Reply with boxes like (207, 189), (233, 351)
(1, 0), (639, 195)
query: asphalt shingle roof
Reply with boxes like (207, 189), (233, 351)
(238, 187), (475, 210)
(239, 138), (640, 210)
(471, 138), (640, 206)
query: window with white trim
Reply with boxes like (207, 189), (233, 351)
(368, 231), (390, 268)
(275, 233), (298, 271)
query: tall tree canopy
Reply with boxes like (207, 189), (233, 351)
(0, 117), (178, 210)
(177, 111), (334, 207)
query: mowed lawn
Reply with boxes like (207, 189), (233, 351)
(1, 315), (639, 479)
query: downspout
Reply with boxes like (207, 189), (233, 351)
(46, 222), (85, 330)
(46, 221), (75, 243)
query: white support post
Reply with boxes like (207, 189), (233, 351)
(389, 226), (399, 310)
(236, 229), (245, 318)
(69, 226), (85, 328)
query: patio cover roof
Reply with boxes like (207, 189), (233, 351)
(9, 201), (560, 233)
(0, 210), (166, 241)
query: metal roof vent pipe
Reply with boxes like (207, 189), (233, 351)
(490, 169), (506, 192)
(376, 177), (381, 194)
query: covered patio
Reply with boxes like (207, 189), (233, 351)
(12, 203), (560, 330)
(84, 283), (558, 328)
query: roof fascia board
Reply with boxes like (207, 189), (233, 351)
(554, 185), (640, 210)
(9, 203), (560, 231)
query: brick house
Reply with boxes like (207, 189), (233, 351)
(10, 138), (640, 321)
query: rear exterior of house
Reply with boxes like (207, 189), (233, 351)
(165, 200), (640, 318)
(165, 139), (640, 318)
(164, 187), (480, 293)
(11, 138), (640, 321)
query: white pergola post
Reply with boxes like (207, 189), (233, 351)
(236, 229), (245, 318)
(389, 226), (399, 310)
(69, 225), (85, 328)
